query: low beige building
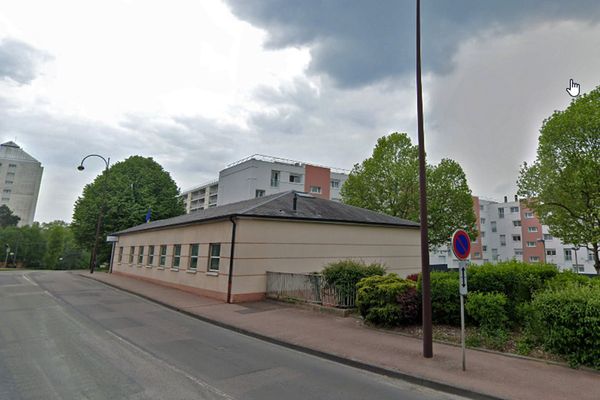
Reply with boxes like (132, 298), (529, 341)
(112, 191), (421, 303)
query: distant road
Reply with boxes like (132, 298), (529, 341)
(0, 271), (465, 400)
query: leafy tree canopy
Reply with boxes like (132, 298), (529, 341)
(71, 156), (185, 263)
(341, 132), (477, 248)
(0, 204), (20, 228)
(518, 86), (600, 274)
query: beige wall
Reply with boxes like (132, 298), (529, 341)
(113, 217), (421, 302)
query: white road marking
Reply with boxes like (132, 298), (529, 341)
(22, 274), (39, 287)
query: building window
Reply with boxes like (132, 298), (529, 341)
(270, 170), (280, 187)
(529, 256), (540, 263)
(255, 189), (265, 198)
(514, 248), (523, 256)
(500, 235), (506, 246)
(3, 189), (11, 194)
(1, 197), (9, 202)
(481, 231), (485, 238)
(526, 241), (536, 247)
(189, 244), (199, 270)
(492, 249), (499, 261)
(482, 245), (487, 251)
(8, 164), (16, 168)
(129, 246), (135, 264)
(543, 234), (553, 241)
(589, 251), (594, 261)
(546, 249), (556, 256)
(498, 208), (504, 219)
(512, 234), (521, 241)
(510, 206), (519, 213)
(172, 244), (181, 269)
(6, 172), (14, 177)
(480, 218), (486, 224)
(208, 243), (221, 272)
(513, 220), (522, 227)
(479, 205), (484, 211)
(491, 221), (497, 233)
(118, 246), (123, 262)
(310, 186), (322, 194)
(159, 245), (167, 267)
(331, 179), (340, 189)
(528, 226), (538, 232)
(525, 212), (534, 219)
(4, 180), (13, 184)
(473, 252), (481, 258)
(138, 246), (144, 264)
(564, 249), (572, 261)
(148, 245), (155, 266)
(289, 174), (302, 183)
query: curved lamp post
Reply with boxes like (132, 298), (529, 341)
(77, 154), (110, 274)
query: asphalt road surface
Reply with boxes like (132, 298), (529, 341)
(0, 271), (466, 400)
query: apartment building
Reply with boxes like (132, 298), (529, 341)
(0, 141), (43, 226)
(181, 155), (349, 213)
(430, 195), (597, 274)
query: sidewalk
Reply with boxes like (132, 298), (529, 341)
(80, 272), (599, 400)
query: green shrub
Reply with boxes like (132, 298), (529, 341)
(466, 291), (508, 333)
(418, 272), (461, 326)
(530, 284), (600, 368)
(356, 275), (418, 326)
(322, 260), (385, 287)
(468, 261), (558, 323)
(544, 271), (591, 291)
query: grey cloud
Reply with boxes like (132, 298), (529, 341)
(0, 38), (51, 85)
(226, 0), (600, 88)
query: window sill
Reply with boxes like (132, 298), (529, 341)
(170, 268), (179, 272)
(145, 265), (153, 268)
(206, 271), (219, 277)
(157, 267), (165, 270)
(186, 269), (197, 274)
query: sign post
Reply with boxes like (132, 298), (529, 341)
(452, 229), (471, 372)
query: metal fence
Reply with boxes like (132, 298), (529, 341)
(266, 271), (356, 308)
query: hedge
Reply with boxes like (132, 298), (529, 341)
(356, 274), (419, 326)
(529, 284), (600, 368)
(322, 260), (385, 287)
(466, 291), (508, 334)
(468, 261), (558, 323)
(418, 272), (461, 326)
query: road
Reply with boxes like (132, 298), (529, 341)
(0, 270), (465, 400)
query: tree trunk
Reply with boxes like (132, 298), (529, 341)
(593, 243), (600, 275)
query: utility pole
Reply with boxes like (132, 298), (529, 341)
(416, 0), (433, 358)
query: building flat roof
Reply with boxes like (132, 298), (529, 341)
(116, 191), (419, 235)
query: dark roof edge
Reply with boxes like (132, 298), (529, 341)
(114, 213), (419, 236)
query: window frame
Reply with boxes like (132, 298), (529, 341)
(137, 245), (144, 265)
(159, 245), (167, 267)
(208, 243), (221, 272)
(129, 246), (135, 264)
(189, 244), (199, 270)
(148, 245), (155, 266)
(172, 244), (181, 270)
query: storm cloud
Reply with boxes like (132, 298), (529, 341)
(0, 38), (50, 85)
(226, 0), (600, 87)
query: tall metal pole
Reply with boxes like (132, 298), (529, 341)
(416, 0), (433, 358)
(78, 154), (110, 274)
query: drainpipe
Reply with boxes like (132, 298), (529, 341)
(293, 192), (298, 211)
(226, 216), (237, 303)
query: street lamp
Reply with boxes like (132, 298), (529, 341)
(77, 154), (110, 274)
(538, 239), (546, 263)
(572, 245), (580, 273)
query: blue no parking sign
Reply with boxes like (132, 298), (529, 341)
(451, 229), (471, 260)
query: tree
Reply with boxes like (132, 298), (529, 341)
(0, 205), (20, 228)
(72, 156), (185, 264)
(518, 86), (600, 274)
(341, 132), (477, 248)
(42, 221), (88, 269)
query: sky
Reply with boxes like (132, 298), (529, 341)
(0, 0), (599, 223)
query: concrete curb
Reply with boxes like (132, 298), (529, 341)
(80, 273), (503, 400)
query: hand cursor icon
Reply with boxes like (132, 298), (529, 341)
(566, 79), (580, 97)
